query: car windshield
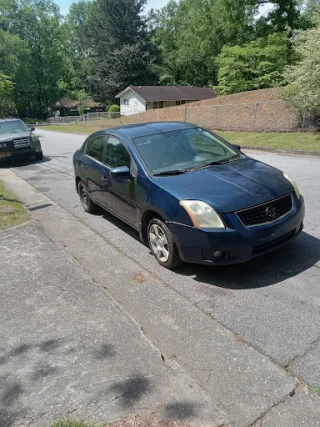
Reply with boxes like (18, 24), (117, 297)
(0, 120), (30, 135)
(132, 127), (240, 175)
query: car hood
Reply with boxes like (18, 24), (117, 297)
(0, 132), (31, 143)
(154, 157), (293, 213)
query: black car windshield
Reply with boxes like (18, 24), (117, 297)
(0, 120), (30, 135)
(132, 127), (240, 175)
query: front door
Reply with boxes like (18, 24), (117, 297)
(83, 135), (109, 207)
(101, 135), (137, 227)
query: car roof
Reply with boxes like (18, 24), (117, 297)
(102, 121), (196, 139)
(0, 118), (22, 123)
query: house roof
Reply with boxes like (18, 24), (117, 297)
(58, 99), (104, 108)
(115, 86), (217, 102)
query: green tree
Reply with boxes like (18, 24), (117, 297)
(85, 0), (157, 102)
(284, 13), (320, 115)
(216, 33), (288, 94)
(255, 1), (303, 35)
(152, 0), (256, 86)
(0, 0), (69, 118)
(0, 73), (16, 117)
(0, 28), (31, 115)
(0, 0), (18, 31)
(73, 89), (89, 115)
(15, 0), (69, 117)
(64, 1), (93, 92)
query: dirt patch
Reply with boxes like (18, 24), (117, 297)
(133, 273), (147, 283)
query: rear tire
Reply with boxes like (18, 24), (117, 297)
(147, 217), (181, 269)
(34, 151), (43, 161)
(78, 180), (97, 213)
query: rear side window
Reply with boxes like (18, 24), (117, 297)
(105, 136), (130, 168)
(86, 136), (104, 162)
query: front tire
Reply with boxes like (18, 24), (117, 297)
(78, 180), (97, 213)
(147, 218), (181, 269)
(34, 151), (43, 161)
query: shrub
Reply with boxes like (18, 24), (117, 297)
(108, 104), (120, 113)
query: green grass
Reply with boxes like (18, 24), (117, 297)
(0, 180), (30, 231)
(42, 125), (103, 134)
(42, 124), (320, 153)
(219, 131), (320, 153)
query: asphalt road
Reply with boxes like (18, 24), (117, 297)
(10, 129), (320, 391)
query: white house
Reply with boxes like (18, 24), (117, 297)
(115, 86), (217, 116)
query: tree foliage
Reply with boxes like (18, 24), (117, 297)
(284, 13), (320, 114)
(0, 0), (69, 118)
(152, 0), (256, 86)
(0, 73), (17, 117)
(216, 33), (289, 94)
(0, 0), (319, 118)
(85, 0), (156, 103)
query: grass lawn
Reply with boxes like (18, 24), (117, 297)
(42, 124), (104, 134)
(219, 131), (320, 153)
(41, 124), (320, 153)
(0, 180), (30, 231)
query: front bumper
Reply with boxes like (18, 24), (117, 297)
(0, 147), (38, 161)
(167, 195), (305, 265)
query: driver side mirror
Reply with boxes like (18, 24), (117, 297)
(110, 166), (131, 179)
(30, 127), (35, 132)
(232, 144), (241, 151)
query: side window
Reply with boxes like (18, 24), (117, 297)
(86, 136), (104, 162)
(105, 136), (131, 169)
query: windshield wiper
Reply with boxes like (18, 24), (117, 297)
(153, 169), (188, 176)
(189, 156), (241, 172)
(188, 160), (224, 172)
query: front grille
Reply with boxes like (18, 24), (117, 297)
(236, 194), (293, 227)
(14, 138), (30, 148)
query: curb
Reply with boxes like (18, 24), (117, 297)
(242, 146), (320, 157)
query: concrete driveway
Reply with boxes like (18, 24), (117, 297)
(0, 221), (228, 427)
(2, 128), (320, 426)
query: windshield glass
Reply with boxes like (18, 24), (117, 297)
(0, 120), (30, 135)
(133, 127), (240, 174)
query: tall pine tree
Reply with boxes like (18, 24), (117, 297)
(85, 0), (156, 103)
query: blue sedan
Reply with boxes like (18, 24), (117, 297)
(73, 122), (305, 269)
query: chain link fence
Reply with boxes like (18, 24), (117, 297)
(47, 111), (120, 124)
(46, 100), (319, 132)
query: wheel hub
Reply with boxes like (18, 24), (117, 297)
(149, 224), (169, 263)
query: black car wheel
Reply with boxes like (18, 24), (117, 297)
(34, 151), (43, 161)
(78, 180), (97, 213)
(147, 218), (181, 269)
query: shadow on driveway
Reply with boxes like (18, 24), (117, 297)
(175, 231), (320, 289)
(97, 210), (320, 290)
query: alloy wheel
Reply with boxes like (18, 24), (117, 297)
(149, 223), (170, 263)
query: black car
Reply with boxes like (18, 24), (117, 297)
(0, 118), (43, 162)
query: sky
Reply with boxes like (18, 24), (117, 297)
(55, 0), (170, 16)
(55, 0), (272, 18)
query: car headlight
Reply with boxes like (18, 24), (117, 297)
(283, 173), (300, 199)
(180, 200), (225, 229)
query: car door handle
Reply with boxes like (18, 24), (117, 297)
(82, 164), (87, 170)
(102, 176), (109, 184)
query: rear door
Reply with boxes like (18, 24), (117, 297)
(82, 135), (109, 206)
